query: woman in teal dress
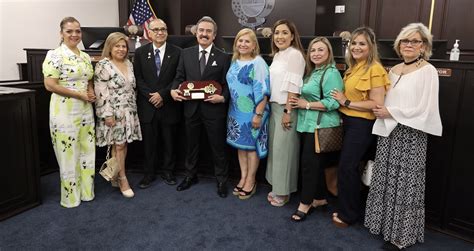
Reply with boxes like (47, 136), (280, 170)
(226, 28), (270, 199)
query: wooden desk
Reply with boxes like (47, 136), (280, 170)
(0, 87), (41, 221)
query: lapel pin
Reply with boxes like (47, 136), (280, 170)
(211, 53), (214, 57)
(147, 52), (151, 59)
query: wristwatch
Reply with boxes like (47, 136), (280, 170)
(283, 108), (291, 114)
(344, 99), (351, 107)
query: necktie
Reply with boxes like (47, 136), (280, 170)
(155, 49), (161, 77)
(199, 50), (207, 75)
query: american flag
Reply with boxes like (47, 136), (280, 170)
(126, 0), (156, 40)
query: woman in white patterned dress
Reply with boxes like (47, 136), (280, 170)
(95, 32), (142, 198)
(364, 23), (442, 250)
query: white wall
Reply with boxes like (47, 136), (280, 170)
(0, 0), (119, 80)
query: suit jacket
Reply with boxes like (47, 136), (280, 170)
(134, 42), (182, 124)
(171, 45), (230, 119)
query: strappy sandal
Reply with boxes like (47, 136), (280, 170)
(238, 184), (256, 200)
(291, 206), (314, 222)
(267, 191), (276, 202)
(232, 186), (243, 196)
(270, 195), (289, 207)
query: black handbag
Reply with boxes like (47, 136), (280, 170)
(314, 68), (343, 153)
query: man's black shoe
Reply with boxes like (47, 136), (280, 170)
(217, 182), (228, 198)
(176, 176), (198, 191)
(138, 176), (156, 189)
(161, 173), (177, 185)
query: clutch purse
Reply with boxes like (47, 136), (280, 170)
(99, 145), (121, 181)
(178, 80), (222, 100)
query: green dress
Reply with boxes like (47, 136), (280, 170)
(42, 44), (95, 208)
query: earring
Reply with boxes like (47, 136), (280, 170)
(416, 51), (424, 67)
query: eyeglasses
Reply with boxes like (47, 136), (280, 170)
(400, 39), (423, 46)
(150, 28), (167, 33)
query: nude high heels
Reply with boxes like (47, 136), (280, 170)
(118, 176), (134, 198)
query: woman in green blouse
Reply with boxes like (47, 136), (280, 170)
(288, 37), (343, 221)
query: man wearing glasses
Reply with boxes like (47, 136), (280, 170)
(134, 19), (182, 189)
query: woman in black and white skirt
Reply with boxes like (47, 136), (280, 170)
(364, 23), (443, 250)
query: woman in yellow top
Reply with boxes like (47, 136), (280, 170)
(330, 27), (390, 227)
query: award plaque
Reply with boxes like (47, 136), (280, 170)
(178, 80), (222, 100)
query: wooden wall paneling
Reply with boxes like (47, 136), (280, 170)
(118, 0), (134, 26)
(425, 64), (463, 228)
(444, 69), (474, 240)
(369, 0), (426, 39)
(333, 0), (364, 33)
(439, 0), (474, 59)
(314, 0), (336, 36)
(152, 0), (182, 35)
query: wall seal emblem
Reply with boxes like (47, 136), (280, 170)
(231, 0), (275, 29)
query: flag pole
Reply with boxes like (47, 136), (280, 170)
(148, 0), (157, 18)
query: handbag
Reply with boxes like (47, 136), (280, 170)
(314, 68), (344, 153)
(99, 145), (121, 181)
(361, 160), (374, 186)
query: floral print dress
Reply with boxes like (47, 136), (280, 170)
(226, 56), (270, 158)
(94, 58), (142, 146)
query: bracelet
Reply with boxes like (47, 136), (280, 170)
(255, 112), (263, 117)
(305, 102), (311, 110)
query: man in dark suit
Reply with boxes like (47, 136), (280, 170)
(134, 19), (182, 188)
(170, 16), (230, 198)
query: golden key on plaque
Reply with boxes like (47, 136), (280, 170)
(183, 82), (218, 97)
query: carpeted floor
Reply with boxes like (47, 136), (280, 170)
(1, 172), (472, 250)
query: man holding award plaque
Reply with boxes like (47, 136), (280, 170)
(171, 16), (231, 198)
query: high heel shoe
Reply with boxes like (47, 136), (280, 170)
(332, 212), (349, 228)
(232, 185), (243, 196)
(291, 206), (314, 222)
(238, 184), (256, 200)
(118, 176), (134, 198)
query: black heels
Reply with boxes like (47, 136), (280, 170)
(232, 185), (243, 196)
(238, 184), (256, 200)
(291, 206), (314, 222)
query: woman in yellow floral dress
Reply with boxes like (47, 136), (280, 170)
(42, 17), (96, 208)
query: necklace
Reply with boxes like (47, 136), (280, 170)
(403, 57), (419, 65)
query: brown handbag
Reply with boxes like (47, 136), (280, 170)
(314, 68), (344, 153)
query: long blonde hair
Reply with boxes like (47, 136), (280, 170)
(232, 28), (260, 61)
(345, 27), (381, 73)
